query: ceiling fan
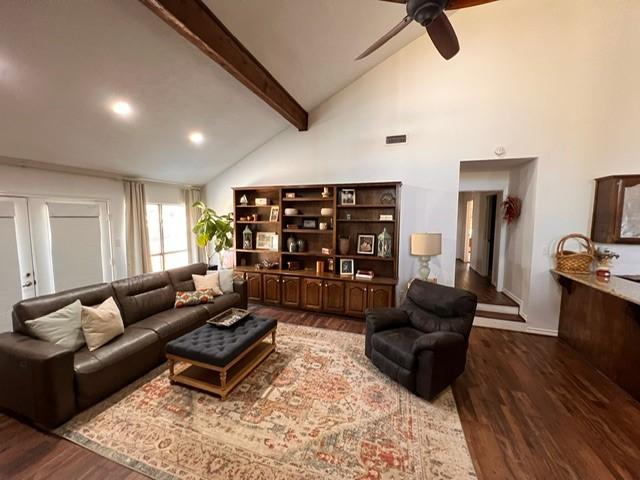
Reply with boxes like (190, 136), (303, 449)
(356, 0), (497, 61)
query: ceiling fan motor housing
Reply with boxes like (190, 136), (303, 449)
(407, 0), (448, 26)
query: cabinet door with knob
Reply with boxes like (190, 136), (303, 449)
(592, 175), (640, 244)
(301, 278), (323, 311)
(263, 274), (281, 306)
(323, 280), (345, 314)
(246, 273), (262, 303)
(281, 276), (300, 308)
(345, 283), (368, 317)
(368, 285), (393, 309)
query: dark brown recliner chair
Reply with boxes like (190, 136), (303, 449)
(365, 279), (477, 400)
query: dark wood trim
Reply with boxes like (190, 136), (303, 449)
(139, 0), (308, 131)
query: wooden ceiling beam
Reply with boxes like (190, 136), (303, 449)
(139, 0), (308, 131)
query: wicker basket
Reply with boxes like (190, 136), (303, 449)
(555, 234), (595, 274)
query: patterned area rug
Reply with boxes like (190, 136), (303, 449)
(55, 323), (476, 479)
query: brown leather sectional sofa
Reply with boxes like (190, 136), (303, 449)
(0, 263), (247, 428)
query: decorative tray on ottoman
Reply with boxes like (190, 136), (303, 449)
(207, 308), (250, 328)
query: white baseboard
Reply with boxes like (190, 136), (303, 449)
(501, 288), (522, 307)
(477, 303), (519, 315)
(473, 316), (558, 337)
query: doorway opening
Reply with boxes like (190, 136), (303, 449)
(455, 158), (538, 324)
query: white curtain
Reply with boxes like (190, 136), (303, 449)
(184, 187), (206, 265)
(124, 181), (152, 275)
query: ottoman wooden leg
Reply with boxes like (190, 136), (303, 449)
(220, 370), (227, 398)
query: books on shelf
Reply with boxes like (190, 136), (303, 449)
(355, 269), (375, 280)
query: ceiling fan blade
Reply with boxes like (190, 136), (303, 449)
(426, 13), (460, 59)
(446, 0), (497, 10)
(356, 15), (413, 60)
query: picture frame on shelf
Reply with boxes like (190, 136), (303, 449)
(285, 192), (296, 199)
(357, 234), (375, 255)
(269, 206), (279, 222)
(256, 232), (278, 251)
(255, 197), (269, 206)
(379, 214), (394, 221)
(340, 189), (356, 205)
(339, 259), (354, 276)
(303, 219), (317, 229)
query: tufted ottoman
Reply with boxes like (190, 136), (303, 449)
(165, 314), (277, 399)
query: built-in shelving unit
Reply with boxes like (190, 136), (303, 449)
(232, 182), (401, 317)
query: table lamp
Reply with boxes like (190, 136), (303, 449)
(411, 233), (442, 281)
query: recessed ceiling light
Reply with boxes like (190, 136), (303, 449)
(189, 131), (205, 145)
(111, 101), (133, 117)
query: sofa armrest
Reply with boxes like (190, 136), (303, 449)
(0, 332), (75, 428)
(365, 308), (409, 334)
(233, 278), (248, 310)
(412, 331), (465, 354)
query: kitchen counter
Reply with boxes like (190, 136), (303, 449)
(551, 270), (640, 306)
(552, 269), (640, 401)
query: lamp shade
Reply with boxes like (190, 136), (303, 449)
(411, 233), (442, 256)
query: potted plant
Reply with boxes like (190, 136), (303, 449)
(192, 201), (234, 268)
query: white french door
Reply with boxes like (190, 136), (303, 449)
(0, 197), (36, 331)
(0, 195), (114, 332)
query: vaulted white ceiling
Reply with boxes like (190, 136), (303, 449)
(0, 0), (425, 184)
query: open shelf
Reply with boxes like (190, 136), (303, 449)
(336, 219), (395, 223)
(337, 204), (396, 208)
(282, 251), (331, 257)
(236, 205), (275, 208)
(236, 249), (280, 254)
(283, 229), (333, 234)
(237, 221), (278, 224)
(284, 214), (333, 218)
(335, 254), (395, 262)
(282, 198), (333, 202)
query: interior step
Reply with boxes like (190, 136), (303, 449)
(475, 310), (526, 323)
(477, 302), (520, 315)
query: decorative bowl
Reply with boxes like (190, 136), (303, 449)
(320, 208), (333, 216)
(284, 208), (299, 216)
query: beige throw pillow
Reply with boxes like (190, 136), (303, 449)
(81, 297), (125, 352)
(24, 300), (85, 351)
(192, 273), (224, 296)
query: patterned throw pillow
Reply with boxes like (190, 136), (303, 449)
(174, 290), (217, 308)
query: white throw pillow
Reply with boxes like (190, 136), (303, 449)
(81, 297), (125, 352)
(192, 273), (223, 296)
(218, 269), (234, 294)
(25, 300), (85, 351)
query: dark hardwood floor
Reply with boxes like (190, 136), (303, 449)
(1, 306), (639, 479)
(455, 260), (518, 306)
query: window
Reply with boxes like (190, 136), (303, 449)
(146, 203), (188, 272)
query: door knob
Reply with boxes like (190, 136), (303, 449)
(22, 281), (33, 288)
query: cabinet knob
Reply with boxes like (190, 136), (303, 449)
(364, 287), (368, 292)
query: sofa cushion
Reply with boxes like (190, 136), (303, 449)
(24, 300), (85, 351)
(74, 327), (160, 408)
(167, 263), (208, 292)
(174, 290), (219, 308)
(80, 297), (125, 352)
(371, 326), (423, 370)
(111, 272), (175, 326)
(12, 283), (115, 334)
(198, 293), (242, 319)
(129, 308), (207, 342)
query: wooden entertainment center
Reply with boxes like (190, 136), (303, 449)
(233, 182), (401, 318)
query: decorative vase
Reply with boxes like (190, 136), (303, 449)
(321, 187), (330, 198)
(377, 228), (392, 258)
(287, 236), (298, 253)
(284, 208), (299, 216)
(242, 226), (253, 249)
(339, 237), (350, 255)
(320, 207), (333, 217)
(297, 238), (307, 252)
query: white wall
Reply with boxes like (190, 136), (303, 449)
(0, 164), (127, 280)
(503, 161), (537, 307)
(206, 0), (640, 333)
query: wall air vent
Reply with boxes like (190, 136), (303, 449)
(385, 134), (407, 146)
